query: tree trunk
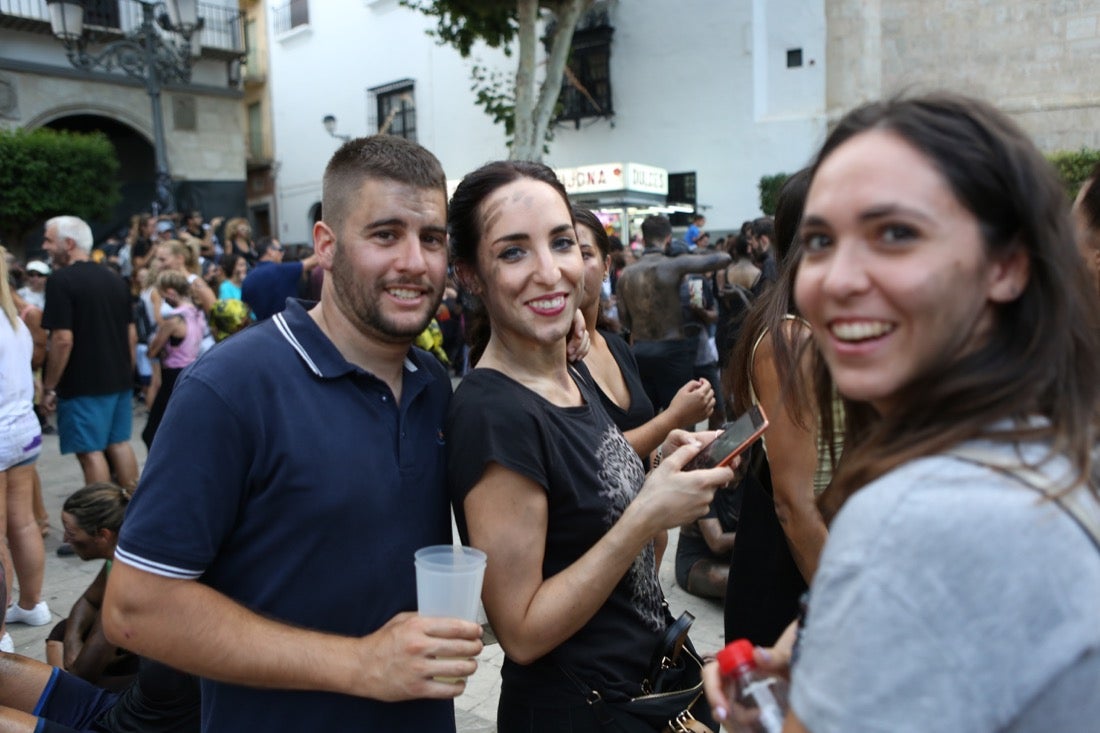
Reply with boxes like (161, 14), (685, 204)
(510, 0), (592, 161)
(511, 0), (539, 161)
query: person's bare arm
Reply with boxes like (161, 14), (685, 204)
(147, 315), (183, 359)
(190, 278), (217, 313)
(63, 564), (109, 672)
(673, 252), (731, 277)
(752, 325), (827, 582)
(128, 323), (137, 371)
(103, 563), (483, 700)
(465, 443), (732, 665)
(622, 379), (714, 457)
(300, 253), (321, 273)
(42, 329), (73, 412)
(697, 517), (736, 557)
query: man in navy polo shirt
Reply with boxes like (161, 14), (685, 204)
(240, 236), (320, 320)
(102, 136), (484, 731)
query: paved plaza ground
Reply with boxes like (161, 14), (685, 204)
(7, 407), (726, 732)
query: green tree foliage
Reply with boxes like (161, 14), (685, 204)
(758, 172), (790, 216)
(400, 0), (591, 160)
(401, 0), (519, 57)
(0, 128), (119, 252)
(1046, 148), (1100, 195)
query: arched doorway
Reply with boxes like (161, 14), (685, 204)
(44, 114), (155, 245)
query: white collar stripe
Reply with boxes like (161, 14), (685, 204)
(274, 312), (323, 377)
(114, 546), (204, 580)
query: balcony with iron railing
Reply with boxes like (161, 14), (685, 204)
(272, 0), (307, 36)
(0, 0), (245, 59)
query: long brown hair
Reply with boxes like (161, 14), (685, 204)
(723, 169), (814, 429)
(806, 93), (1100, 521)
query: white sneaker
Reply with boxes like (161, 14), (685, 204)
(5, 601), (51, 626)
(0, 632), (12, 653)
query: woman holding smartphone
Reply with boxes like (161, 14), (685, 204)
(705, 93), (1100, 731)
(446, 161), (735, 732)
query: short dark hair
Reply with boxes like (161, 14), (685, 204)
(255, 236), (280, 259)
(641, 215), (672, 247)
(322, 135), (447, 235)
(751, 216), (774, 240)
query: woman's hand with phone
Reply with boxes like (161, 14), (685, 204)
(627, 432), (736, 536)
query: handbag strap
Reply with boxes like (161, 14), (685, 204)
(649, 610), (695, 677)
(949, 445), (1100, 553)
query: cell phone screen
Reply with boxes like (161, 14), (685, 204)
(685, 405), (768, 470)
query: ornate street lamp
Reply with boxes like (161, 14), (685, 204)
(322, 115), (351, 142)
(45, 0), (205, 215)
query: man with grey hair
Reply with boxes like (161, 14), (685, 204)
(40, 216), (138, 490)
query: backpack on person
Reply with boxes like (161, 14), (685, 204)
(133, 299), (155, 345)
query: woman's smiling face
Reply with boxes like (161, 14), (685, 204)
(470, 177), (582, 349)
(794, 129), (1025, 416)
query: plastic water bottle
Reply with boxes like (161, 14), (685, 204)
(716, 639), (789, 733)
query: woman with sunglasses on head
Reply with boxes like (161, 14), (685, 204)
(704, 93), (1100, 732)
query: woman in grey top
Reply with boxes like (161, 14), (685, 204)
(704, 92), (1100, 732)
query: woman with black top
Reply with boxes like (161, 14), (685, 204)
(573, 205), (714, 454)
(721, 169), (836, 647)
(222, 218), (256, 265)
(446, 161), (734, 732)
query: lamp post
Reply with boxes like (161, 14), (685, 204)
(45, 0), (204, 215)
(322, 115), (351, 142)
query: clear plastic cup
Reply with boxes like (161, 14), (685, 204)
(414, 545), (487, 621)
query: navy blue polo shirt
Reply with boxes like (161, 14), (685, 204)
(240, 260), (303, 321)
(116, 300), (455, 732)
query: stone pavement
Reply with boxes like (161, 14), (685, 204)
(7, 408), (727, 732)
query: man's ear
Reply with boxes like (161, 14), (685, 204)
(313, 221), (337, 270)
(988, 244), (1031, 303)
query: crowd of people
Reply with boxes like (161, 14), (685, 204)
(0, 89), (1097, 733)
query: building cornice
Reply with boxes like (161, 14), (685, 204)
(0, 57), (243, 99)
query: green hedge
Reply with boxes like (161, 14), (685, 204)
(0, 127), (119, 251)
(758, 172), (790, 216)
(1047, 148), (1100, 195)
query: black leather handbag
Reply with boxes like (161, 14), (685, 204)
(561, 611), (716, 733)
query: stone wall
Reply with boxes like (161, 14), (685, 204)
(825, 0), (1100, 151)
(1, 68), (244, 181)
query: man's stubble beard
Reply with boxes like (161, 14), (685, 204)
(329, 239), (442, 344)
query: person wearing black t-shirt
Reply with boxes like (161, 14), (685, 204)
(446, 161), (735, 731)
(41, 217), (139, 491)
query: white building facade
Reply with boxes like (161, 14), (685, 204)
(266, 0), (829, 245)
(267, 0), (1100, 246)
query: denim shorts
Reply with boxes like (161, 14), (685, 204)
(57, 391), (132, 455)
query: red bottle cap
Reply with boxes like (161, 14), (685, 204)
(716, 639), (756, 675)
